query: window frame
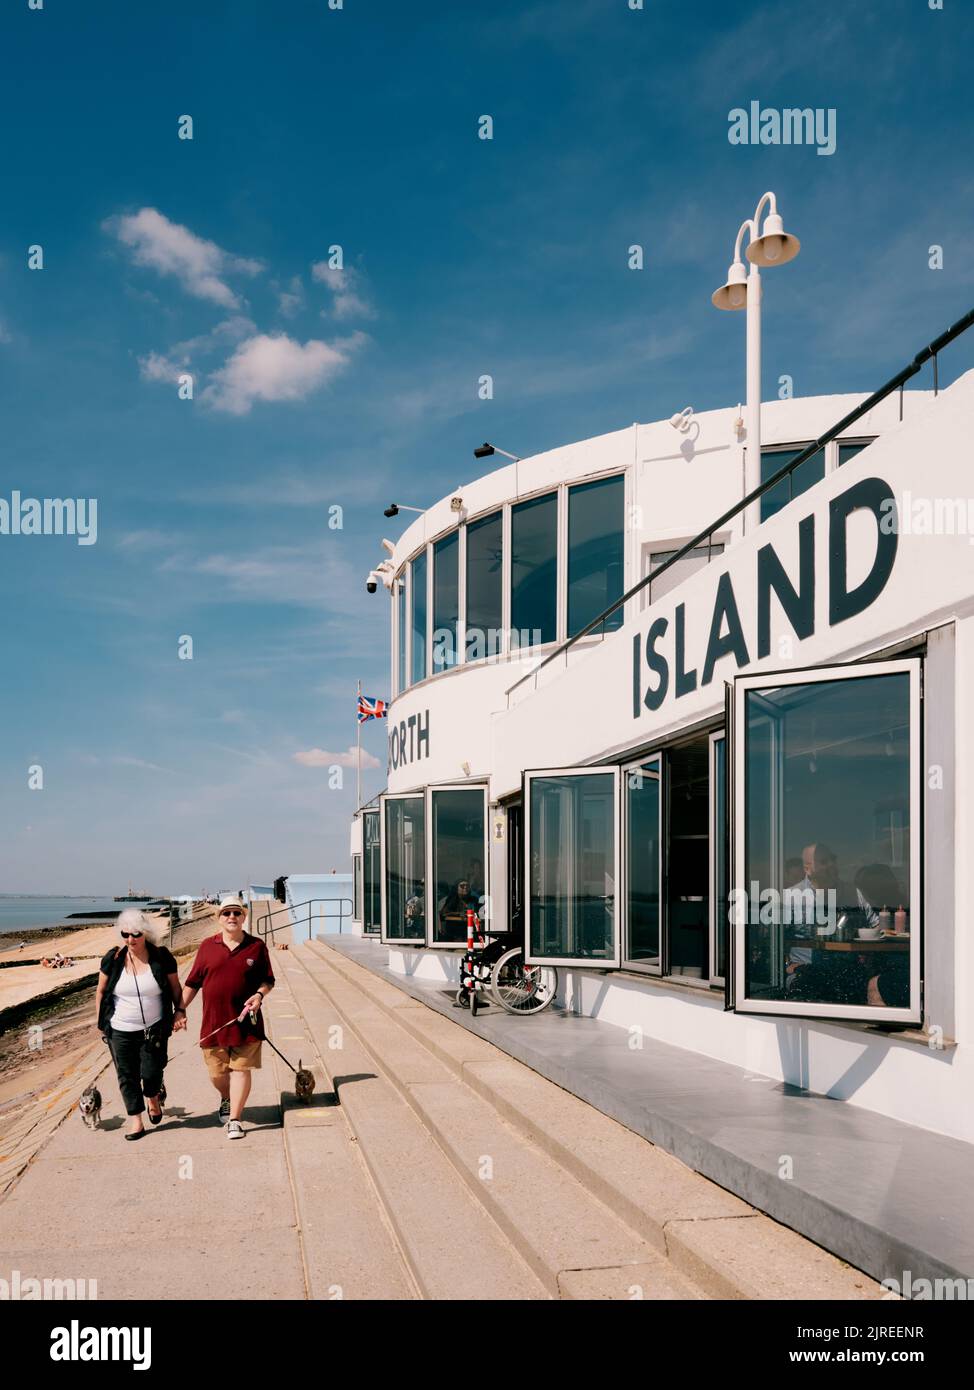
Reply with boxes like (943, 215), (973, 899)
(523, 765), (621, 969)
(362, 807), (381, 935)
(352, 852), (363, 923)
(426, 782), (489, 949)
(379, 791), (427, 946)
(621, 752), (664, 975)
(731, 657), (922, 1024)
(709, 731), (727, 988)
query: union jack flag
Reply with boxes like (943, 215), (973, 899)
(357, 694), (389, 723)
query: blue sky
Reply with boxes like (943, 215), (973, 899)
(1, 0), (972, 892)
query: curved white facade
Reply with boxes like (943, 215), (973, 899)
(349, 380), (974, 1146)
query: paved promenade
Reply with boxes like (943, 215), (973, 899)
(0, 910), (889, 1301)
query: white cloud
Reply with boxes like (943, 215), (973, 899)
(202, 331), (364, 415)
(138, 316), (256, 386)
(293, 746), (381, 770)
(106, 208), (262, 309)
(277, 275), (304, 318)
(311, 261), (376, 321)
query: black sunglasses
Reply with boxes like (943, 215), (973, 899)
(120, 930), (143, 939)
(220, 909), (245, 917)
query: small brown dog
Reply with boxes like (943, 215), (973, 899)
(294, 1061), (315, 1102)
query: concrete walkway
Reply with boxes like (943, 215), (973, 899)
(0, 908), (414, 1300)
(0, 910), (892, 1300)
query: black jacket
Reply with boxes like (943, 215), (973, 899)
(98, 942), (179, 1037)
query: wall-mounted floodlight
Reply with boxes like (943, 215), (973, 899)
(473, 442), (520, 463)
(383, 502), (425, 519)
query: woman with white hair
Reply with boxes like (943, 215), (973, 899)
(94, 909), (185, 1140)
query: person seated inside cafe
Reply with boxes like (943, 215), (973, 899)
(438, 878), (477, 942)
(783, 844), (871, 1002)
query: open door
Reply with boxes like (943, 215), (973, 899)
(524, 767), (620, 968)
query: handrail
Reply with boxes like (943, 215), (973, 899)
(255, 897), (353, 942)
(505, 303), (974, 704)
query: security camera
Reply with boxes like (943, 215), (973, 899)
(383, 504), (399, 518)
(450, 496), (464, 513)
(366, 571), (379, 594)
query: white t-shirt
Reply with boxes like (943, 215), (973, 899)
(110, 963), (164, 1032)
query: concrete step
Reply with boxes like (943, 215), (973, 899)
(304, 937), (881, 1301)
(262, 969), (417, 1301)
(270, 954), (547, 1300)
(292, 943), (706, 1299)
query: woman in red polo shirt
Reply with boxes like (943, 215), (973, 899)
(180, 895), (275, 1140)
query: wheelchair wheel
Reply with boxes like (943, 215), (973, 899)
(490, 947), (558, 1015)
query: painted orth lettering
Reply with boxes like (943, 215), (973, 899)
(388, 709), (431, 771)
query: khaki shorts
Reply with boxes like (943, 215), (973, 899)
(202, 1039), (263, 1078)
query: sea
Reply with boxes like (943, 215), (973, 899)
(0, 896), (158, 937)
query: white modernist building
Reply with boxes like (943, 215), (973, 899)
(349, 347), (974, 1148)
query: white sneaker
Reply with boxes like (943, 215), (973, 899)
(226, 1119), (244, 1140)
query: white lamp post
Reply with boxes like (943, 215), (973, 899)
(712, 192), (800, 532)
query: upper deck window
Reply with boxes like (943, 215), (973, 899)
(760, 445), (824, 520)
(511, 492), (558, 647)
(410, 550), (427, 684)
(567, 475), (624, 637)
(465, 509), (502, 662)
(432, 531), (459, 672)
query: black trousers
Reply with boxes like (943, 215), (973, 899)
(107, 1027), (169, 1116)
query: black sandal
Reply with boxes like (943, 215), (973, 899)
(125, 1127), (145, 1141)
(147, 1099), (163, 1126)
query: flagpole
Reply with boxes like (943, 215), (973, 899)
(356, 678), (362, 810)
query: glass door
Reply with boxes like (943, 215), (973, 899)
(524, 767), (620, 967)
(622, 755), (663, 973)
(380, 793), (426, 944)
(363, 808), (381, 935)
(428, 785), (487, 946)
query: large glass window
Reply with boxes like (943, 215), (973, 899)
(526, 769), (618, 965)
(465, 510), (503, 662)
(760, 446), (825, 521)
(396, 578), (407, 694)
(568, 475), (624, 636)
(432, 532), (459, 673)
(363, 809), (381, 934)
(734, 661), (920, 1022)
(511, 492), (557, 649)
(624, 757), (661, 969)
(431, 787), (486, 945)
(383, 795), (426, 942)
(410, 550), (427, 685)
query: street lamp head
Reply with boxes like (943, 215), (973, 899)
(473, 443), (495, 459)
(712, 260), (749, 311)
(746, 211), (800, 268)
